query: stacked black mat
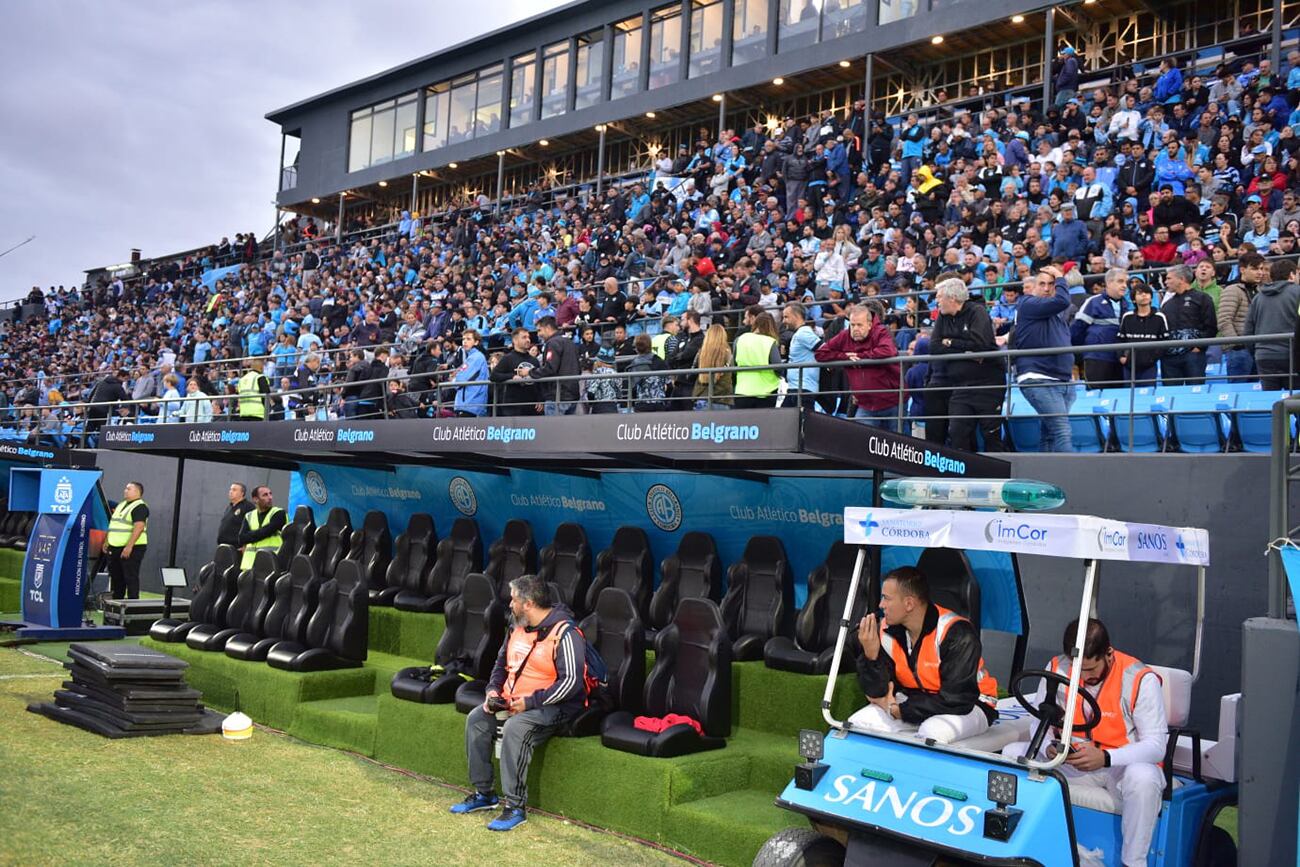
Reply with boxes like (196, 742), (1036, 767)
(27, 643), (224, 738)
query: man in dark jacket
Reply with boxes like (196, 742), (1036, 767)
(86, 369), (129, 443)
(341, 350), (370, 419)
(408, 338), (446, 415)
(1159, 265), (1217, 385)
(1244, 257), (1300, 390)
(1070, 269), (1131, 387)
(851, 566), (997, 743)
(931, 277), (1005, 451)
(668, 310), (705, 401)
(814, 302), (901, 429)
(527, 317), (581, 414)
(216, 482), (253, 548)
(490, 328), (539, 416)
(357, 348), (389, 418)
(1013, 265), (1075, 452)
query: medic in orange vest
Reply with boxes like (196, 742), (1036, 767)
(851, 566), (999, 744)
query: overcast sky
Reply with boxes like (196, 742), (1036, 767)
(0, 0), (567, 303)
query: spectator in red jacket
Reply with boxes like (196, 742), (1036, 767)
(1140, 225), (1178, 264)
(814, 300), (901, 430)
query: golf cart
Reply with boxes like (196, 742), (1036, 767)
(756, 479), (1239, 867)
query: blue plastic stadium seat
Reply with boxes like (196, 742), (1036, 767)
(1110, 393), (1169, 452)
(1168, 392), (1233, 453)
(1220, 382), (1263, 393)
(1005, 388), (1042, 452)
(1069, 398), (1112, 453)
(1235, 391), (1291, 453)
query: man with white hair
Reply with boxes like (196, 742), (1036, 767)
(930, 277), (1005, 451)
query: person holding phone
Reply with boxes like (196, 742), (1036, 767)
(850, 566), (998, 743)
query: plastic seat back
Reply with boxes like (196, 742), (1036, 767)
(1236, 391), (1289, 453)
(1169, 392), (1232, 453)
(429, 518), (483, 602)
(1148, 664), (1192, 728)
(649, 531), (722, 631)
(190, 545), (237, 624)
(720, 535), (795, 658)
(388, 513), (436, 595)
(242, 549), (279, 634)
(435, 573), (506, 678)
(538, 523), (592, 617)
(588, 526), (654, 619)
(277, 505), (316, 573)
(310, 507), (353, 581)
(1109, 393), (1167, 452)
(347, 510), (393, 594)
(645, 598), (731, 738)
(793, 541), (866, 654)
(486, 519), (537, 601)
(579, 587), (646, 714)
(281, 555), (323, 644)
(916, 547), (982, 629)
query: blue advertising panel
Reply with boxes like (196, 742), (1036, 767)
(290, 463), (875, 605)
(8, 468), (104, 630)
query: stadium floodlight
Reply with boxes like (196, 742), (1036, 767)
(539, 139), (549, 146)
(448, 162), (458, 168)
(1011, 14), (1025, 22)
(931, 34), (944, 44)
(839, 60), (851, 67)
(711, 94), (723, 102)
(772, 77), (784, 85)
(645, 111), (656, 118)
(311, 197), (321, 204)
(378, 180), (388, 187)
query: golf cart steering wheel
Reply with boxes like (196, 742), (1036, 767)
(1010, 669), (1103, 763)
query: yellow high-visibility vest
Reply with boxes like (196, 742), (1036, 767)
(107, 499), (147, 548)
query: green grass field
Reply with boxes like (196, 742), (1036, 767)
(0, 647), (690, 867)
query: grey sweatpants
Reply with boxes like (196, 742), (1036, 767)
(465, 704), (569, 808)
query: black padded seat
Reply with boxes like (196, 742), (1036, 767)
(764, 541), (867, 675)
(9, 513), (35, 550)
(150, 545), (238, 642)
(386, 514), (437, 610)
(276, 506), (316, 574)
(485, 519), (537, 602)
(537, 523), (593, 618)
(217, 549), (279, 657)
(600, 598), (731, 757)
(564, 587), (645, 736)
(424, 518), (483, 612)
(309, 507), (352, 582)
(720, 535), (795, 662)
(586, 526), (654, 620)
(227, 554), (320, 662)
(347, 511), (393, 605)
(392, 573), (505, 703)
(186, 549), (278, 652)
(915, 547), (982, 628)
(267, 558), (368, 671)
(174, 548), (243, 648)
(648, 531), (722, 635)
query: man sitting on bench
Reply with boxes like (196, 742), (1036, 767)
(850, 566), (998, 743)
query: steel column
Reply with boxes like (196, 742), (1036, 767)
(1043, 8), (1055, 110)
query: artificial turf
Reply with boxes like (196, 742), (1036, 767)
(0, 646), (690, 867)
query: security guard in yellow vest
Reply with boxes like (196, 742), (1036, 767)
(237, 486), (286, 570)
(106, 481), (149, 599)
(236, 361), (269, 421)
(733, 310), (782, 408)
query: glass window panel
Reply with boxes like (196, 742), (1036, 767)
(541, 42), (569, 119)
(877, 0), (917, 24)
(611, 16), (643, 99)
(822, 0), (866, 40)
(349, 113), (372, 172)
(732, 0), (769, 65)
(449, 80), (475, 145)
(423, 83), (449, 151)
(575, 30), (604, 110)
(394, 94), (417, 159)
(779, 0), (821, 52)
(649, 5), (682, 88)
(510, 52), (536, 128)
(475, 69), (502, 137)
(689, 0), (723, 78)
(370, 105), (395, 165)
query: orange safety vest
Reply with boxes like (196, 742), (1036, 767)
(879, 604), (999, 710)
(503, 621), (570, 699)
(1049, 649), (1161, 752)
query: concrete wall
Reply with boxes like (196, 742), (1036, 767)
(95, 453), (290, 595)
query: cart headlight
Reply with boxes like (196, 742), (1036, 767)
(798, 729), (824, 762)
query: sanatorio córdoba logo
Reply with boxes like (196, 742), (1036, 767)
(304, 470), (328, 505)
(645, 484), (682, 532)
(449, 476), (477, 517)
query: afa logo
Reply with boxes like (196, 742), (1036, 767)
(304, 470), (329, 505)
(449, 476), (478, 517)
(645, 484), (682, 532)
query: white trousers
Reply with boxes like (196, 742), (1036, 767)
(847, 703), (989, 744)
(1002, 741), (1163, 867)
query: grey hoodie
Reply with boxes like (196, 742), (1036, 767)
(1244, 280), (1300, 361)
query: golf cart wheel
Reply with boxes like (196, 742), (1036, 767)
(753, 827), (845, 867)
(1194, 825), (1237, 867)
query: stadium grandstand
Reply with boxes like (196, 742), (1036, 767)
(3, 1), (1300, 865)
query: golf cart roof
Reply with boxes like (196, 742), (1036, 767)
(843, 507), (1210, 567)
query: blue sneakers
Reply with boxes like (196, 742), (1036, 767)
(449, 791), (499, 814)
(486, 806), (528, 831)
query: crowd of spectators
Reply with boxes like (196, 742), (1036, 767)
(4, 38), (1300, 452)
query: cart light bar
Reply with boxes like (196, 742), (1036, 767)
(881, 478), (1066, 511)
(931, 785), (968, 801)
(859, 768), (894, 783)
